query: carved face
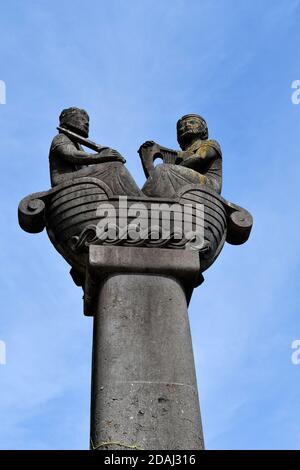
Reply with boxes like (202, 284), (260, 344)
(59, 107), (89, 138)
(72, 114), (89, 138)
(177, 115), (208, 149)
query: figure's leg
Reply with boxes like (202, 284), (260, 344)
(142, 164), (202, 198)
(73, 162), (143, 197)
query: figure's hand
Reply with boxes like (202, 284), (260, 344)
(96, 148), (121, 157)
(142, 140), (156, 147)
(138, 140), (156, 152)
(93, 148), (125, 163)
(105, 148), (123, 159)
(96, 146), (109, 153)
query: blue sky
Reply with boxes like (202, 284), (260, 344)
(0, 0), (300, 449)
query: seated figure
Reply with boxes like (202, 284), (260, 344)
(49, 107), (142, 197)
(140, 114), (222, 198)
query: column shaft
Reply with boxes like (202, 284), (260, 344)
(90, 272), (204, 450)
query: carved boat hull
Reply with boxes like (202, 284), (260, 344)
(18, 177), (252, 285)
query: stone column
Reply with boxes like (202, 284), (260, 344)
(87, 245), (204, 450)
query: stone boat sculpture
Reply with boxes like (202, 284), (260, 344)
(18, 109), (252, 316)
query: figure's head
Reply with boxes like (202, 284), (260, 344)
(59, 107), (89, 137)
(177, 114), (208, 149)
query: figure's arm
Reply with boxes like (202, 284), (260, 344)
(180, 140), (222, 165)
(55, 144), (109, 164)
(52, 135), (125, 164)
(195, 140), (221, 161)
(196, 141), (222, 192)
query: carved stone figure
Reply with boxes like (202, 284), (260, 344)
(139, 114), (222, 198)
(50, 107), (142, 196)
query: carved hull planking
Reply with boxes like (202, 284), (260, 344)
(18, 177), (252, 283)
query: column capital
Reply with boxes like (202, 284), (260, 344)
(84, 245), (203, 316)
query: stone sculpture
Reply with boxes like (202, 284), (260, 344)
(18, 108), (253, 450)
